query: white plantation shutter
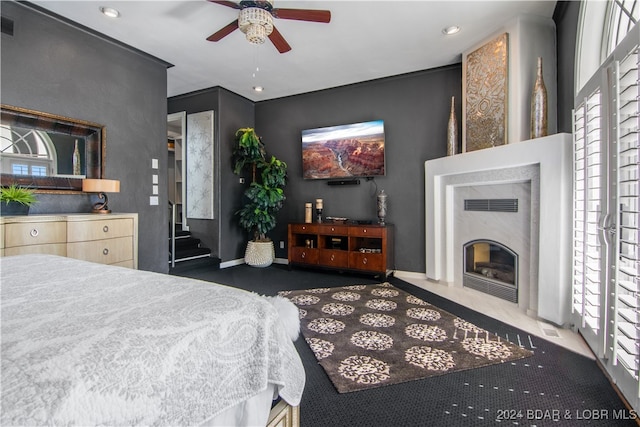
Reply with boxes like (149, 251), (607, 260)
(573, 24), (639, 409)
(572, 87), (605, 341)
(611, 44), (639, 381)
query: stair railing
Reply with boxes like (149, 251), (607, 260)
(169, 201), (176, 268)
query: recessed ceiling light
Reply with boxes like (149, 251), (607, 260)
(100, 6), (120, 18)
(253, 86), (264, 92)
(442, 26), (460, 35)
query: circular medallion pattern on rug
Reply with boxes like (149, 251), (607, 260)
(338, 355), (391, 385)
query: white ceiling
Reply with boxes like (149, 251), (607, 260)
(30, 0), (557, 101)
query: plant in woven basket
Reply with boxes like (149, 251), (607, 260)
(232, 128), (287, 242)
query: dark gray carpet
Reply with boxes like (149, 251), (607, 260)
(172, 263), (636, 426)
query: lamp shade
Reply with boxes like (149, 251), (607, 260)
(82, 179), (120, 193)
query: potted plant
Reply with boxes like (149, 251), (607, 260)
(232, 128), (287, 267)
(0, 184), (37, 216)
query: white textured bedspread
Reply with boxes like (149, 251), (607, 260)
(1, 254), (305, 425)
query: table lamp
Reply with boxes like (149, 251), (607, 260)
(82, 178), (120, 214)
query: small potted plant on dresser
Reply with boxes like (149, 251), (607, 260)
(0, 184), (37, 216)
(232, 128), (287, 267)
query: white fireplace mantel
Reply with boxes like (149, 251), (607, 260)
(424, 133), (573, 326)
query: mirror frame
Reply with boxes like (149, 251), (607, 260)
(0, 104), (106, 193)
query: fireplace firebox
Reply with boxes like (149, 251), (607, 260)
(463, 240), (518, 302)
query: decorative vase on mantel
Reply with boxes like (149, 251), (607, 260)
(530, 57), (548, 139)
(447, 96), (458, 156)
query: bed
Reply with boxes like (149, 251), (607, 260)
(0, 254), (305, 426)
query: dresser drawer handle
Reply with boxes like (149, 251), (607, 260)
(330, 254), (335, 261)
(331, 227), (335, 232)
(301, 251), (306, 259)
(29, 229), (39, 238)
(103, 225), (109, 233)
(103, 248), (109, 255)
(362, 257), (368, 265)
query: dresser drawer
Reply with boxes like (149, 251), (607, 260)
(319, 249), (349, 268)
(290, 223), (318, 234)
(349, 226), (384, 238)
(290, 247), (319, 264)
(67, 236), (133, 265)
(349, 251), (384, 272)
(318, 224), (348, 235)
(67, 218), (133, 242)
(4, 221), (67, 248)
(4, 243), (66, 257)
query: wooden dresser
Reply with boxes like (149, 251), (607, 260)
(0, 213), (138, 269)
(288, 222), (394, 277)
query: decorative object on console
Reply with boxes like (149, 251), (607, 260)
(530, 57), (548, 139)
(447, 96), (458, 156)
(0, 184), (37, 216)
(82, 178), (120, 214)
(377, 189), (387, 225)
(232, 127), (287, 267)
(463, 32), (508, 152)
(315, 198), (323, 223)
(305, 202), (312, 223)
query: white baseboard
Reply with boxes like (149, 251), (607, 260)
(219, 259), (245, 269)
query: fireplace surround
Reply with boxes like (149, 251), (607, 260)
(425, 134), (572, 326)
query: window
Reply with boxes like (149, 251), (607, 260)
(576, 0), (638, 92)
(603, 0), (639, 58)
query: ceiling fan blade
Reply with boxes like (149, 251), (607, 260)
(271, 8), (331, 23)
(207, 0), (241, 9)
(207, 20), (239, 42)
(268, 26), (292, 53)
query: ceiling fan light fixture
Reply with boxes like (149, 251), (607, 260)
(239, 7), (274, 45)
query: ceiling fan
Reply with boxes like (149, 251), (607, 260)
(206, 1), (331, 53)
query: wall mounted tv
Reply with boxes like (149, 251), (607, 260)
(301, 120), (385, 180)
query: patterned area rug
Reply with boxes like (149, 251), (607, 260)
(279, 282), (533, 393)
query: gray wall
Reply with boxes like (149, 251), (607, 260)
(168, 87), (254, 262)
(1, 2), (169, 272)
(255, 66), (462, 272)
(554, 0), (580, 133)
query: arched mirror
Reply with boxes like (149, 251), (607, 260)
(0, 104), (106, 192)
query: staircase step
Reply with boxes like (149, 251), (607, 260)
(174, 237), (201, 249)
(170, 229), (191, 239)
(169, 256), (221, 273)
(170, 247), (211, 262)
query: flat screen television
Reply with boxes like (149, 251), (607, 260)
(301, 120), (385, 180)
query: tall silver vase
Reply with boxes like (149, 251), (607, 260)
(530, 57), (548, 139)
(447, 96), (457, 156)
